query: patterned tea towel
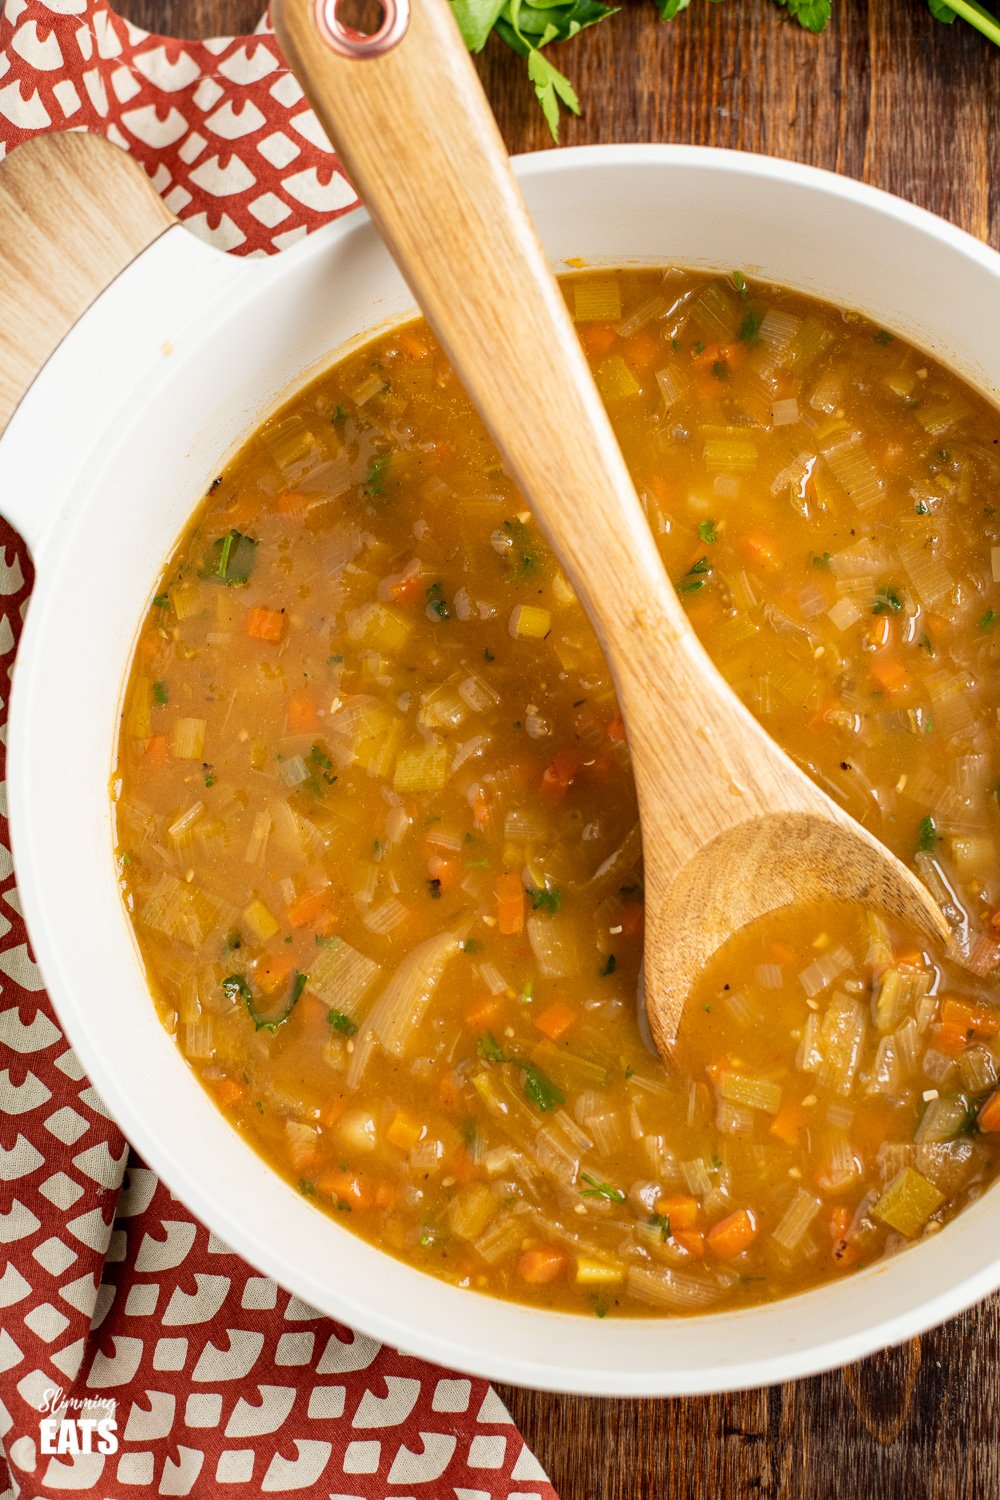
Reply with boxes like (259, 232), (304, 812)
(0, 2), (560, 1495)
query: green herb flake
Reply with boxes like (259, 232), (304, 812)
(477, 1032), (507, 1064)
(600, 953), (617, 977)
(738, 308), (762, 345)
(872, 587), (903, 615)
(580, 1172), (626, 1203)
(204, 771), (216, 788)
(698, 519), (718, 544)
(226, 970), (307, 1033)
(874, 328), (895, 345)
(364, 453), (391, 498)
(153, 680), (169, 705)
(200, 528), (258, 586)
(917, 814), (938, 853)
(731, 270), (749, 299)
(426, 581), (449, 619)
(811, 551), (831, 570)
(328, 1009), (357, 1037)
(297, 1179), (317, 1198)
(980, 609), (997, 632)
(648, 1211), (671, 1242)
(677, 556), (711, 595)
(527, 886), (561, 913)
(152, 592), (169, 608)
(711, 359), (729, 382)
(522, 1063), (565, 1113)
(483, 647), (495, 662)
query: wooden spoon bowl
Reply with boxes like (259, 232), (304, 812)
(273, 0), (953, 1057)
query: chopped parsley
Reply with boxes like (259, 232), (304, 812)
(297, 1179), (317, 1198)
(600, 953), (617, 977)
(483, 647), (495, 662)
(204, 771), (216, 788)
(527, 886), (561, 913)
(811, 551), (831, 570)
(648, 1212), (671, 1242)
(676, 557), (711, 595)
(153, 680), (169, 705)
(426, 581), (449, 619)
(364, 453), (391, 497)
(980, 609), (997, 632)
(328, 1009), (357, 1037)
(874, 328), (895, 345)
(872, 587), (903, 615)
(698, 519), (718, 544)
(711, 359), (729, 382)
(224, 970), (307, 1033)
(199, 528), (257, 586)
(308, 742), (337, 786)
(152, 592), (169, 608)
(477, 1032), (507, 1064)
(738, 308), (762, 345)
(917, 814), (938, 853)
(331, 404), (347, 424)
(580, 1173), (626, 1203)
(476, 1032), (564, 1112)
(500, 517), (538, 581)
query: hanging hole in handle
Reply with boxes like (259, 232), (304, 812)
(315, 0), (409, 56)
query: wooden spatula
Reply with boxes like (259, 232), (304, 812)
(272, 0), (952, 1056)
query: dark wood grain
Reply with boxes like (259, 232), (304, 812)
(107, 0), (1000, 1492)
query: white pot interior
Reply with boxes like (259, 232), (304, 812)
(6, 147), (1000, 1395)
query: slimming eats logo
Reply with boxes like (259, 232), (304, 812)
(38, 1388), (118, 1456)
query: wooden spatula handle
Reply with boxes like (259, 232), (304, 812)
(0, 133), (175, 439)
(273, 0), (692, 708)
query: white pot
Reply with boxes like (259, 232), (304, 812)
(3, 142), (1000, 1397)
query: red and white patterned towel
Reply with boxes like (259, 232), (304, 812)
(0, 4), (559, 1495)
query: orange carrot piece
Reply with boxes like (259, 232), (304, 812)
(465, 996), (500, 1030)
(471, 786), (491, 830)
(427, 855), (461, 892)
(707, 1208), (758, 1259)
(606, 713), (627, 744)
(255, 955), (293, 995)
(437, 1072), (461, 1111)
(869, 655), (908, 694)
(395, 326), (431, 360)
(673, 1230), (706, 1258)
(318, 1168), (372, 1210)
(579, 322), (617, 358)
(278, 490), (308, 515)
(390, 572), (426, 606)
(287, 692), (317, 734)
(517, 1244), (568, 1284)
(245, 607), (286, 643)
(770, 1100), (806, 1146)
(144, 735), (168, 765)
(978, 1091), (1000, 1133)
(534, 1000), (577, 1042)
(496, 873), (525, 936)
(936, 996), (1000, 1055)
(540, 748), (580, 801)
(619, 900), (645, 938)
(656, 1194), (699, 1231)
(210, 1077), (244, 1108)
(739, 533), (779, 569)
(386, 1110), (423, 1152)
(623, 329), (661, 373)
(320, 1096), (346, 1128)
(286, 886), (331, 930)
(864, 614), (893, 651)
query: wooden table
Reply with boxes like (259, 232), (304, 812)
(122, 0), (1000, 1492)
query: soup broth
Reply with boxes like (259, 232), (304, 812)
(113, 269), (1000, 1317)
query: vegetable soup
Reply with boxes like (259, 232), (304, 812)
(113, 269), (1000, 1317)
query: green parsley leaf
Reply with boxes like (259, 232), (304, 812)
(648, 1211), (671, 1241)
(874, 328), (895, 345)
(153, 592), (169, 608)
(204, 771), (215, 788)
(698, 519), (718, 544)
(980, 609), (997, 632)
(676, 556), (711, 594)
(364, 453), (391, 498)
(477, 1032), (507, 1063)
(811, 551), (831, 570)
(580, 1173), (626, 1203)
(450, 0), (506, 50)
(731, 270), (749, 299)
(153, 680), (169, 705)
(426, 581), (449, 619)
(872, 587), (903, 615)
(522, 1063), (565, 1113)
(225, 970), (307, 1033)
(328, 1009), (357, 1037)
(527, 886), (561, 913)
(600, 953), (617, 977)
(775, 0), (831, 31)
(738, 308), (762, 345)
(917, 814), (937, 853)
(200, 529), (258, 586)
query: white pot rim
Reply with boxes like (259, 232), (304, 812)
(5, 142), (1000, 1397)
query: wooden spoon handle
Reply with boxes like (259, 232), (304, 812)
(0, 133), (175, 439)
(273, 0), (695, 712)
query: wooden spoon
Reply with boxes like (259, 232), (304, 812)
(273, 0), (953, 1056)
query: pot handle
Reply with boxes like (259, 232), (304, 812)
(0, 132), (176, 438)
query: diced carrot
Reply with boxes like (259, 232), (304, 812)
(869, 655), (908, 694)
(317, 1168), (372, 1210)
(619, 900), (645, 938)
(534, 1000), (577, 1042)
(978, 1091), (1000, 1133)
(606, 713), (627, 744)
(286, 886), (331, 929)
(829, 1205), (850, 1241)
(579, 322), (617, 358)
(864, 614), (893, 651)
(623, 329), (661, 373)
(770, 941), (797, 966)
(278, 490), (308, 515)
(395, 326), (431, 360)
(990, 910), (1000, 933)
(144, 735), (168, 765)
(540, 749), (580, 801)
(449, 1148), (476, 1185)
(465, 996), (500, 1030)
(374, 1182), (397, 1211)
(296, 992), (329, 1038)
(390, 572), (426, 606)
(427, 855), (461, 892)
(691, 341), (721, 367)
(496, 873), (525, 935)
(517, 1244), (567, 1284)
(673, 1230), (706, 1258)
(770, 1099), (806, 1146)
(437, 1072), (461, 1111)
(707, 1208), (758, 1259)
(386, 1110), (424, 1152)
(656, 1194), (699, 1231)
(210, 1077), (244, 1108)
(256, 955), (293, 995)
(936, 996), (1000, 1056)
(739, 533), (779, 569)
(320, 1096), (346, 1128)
(287, 692), (317, 734)
(245, 607), (286, 643)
